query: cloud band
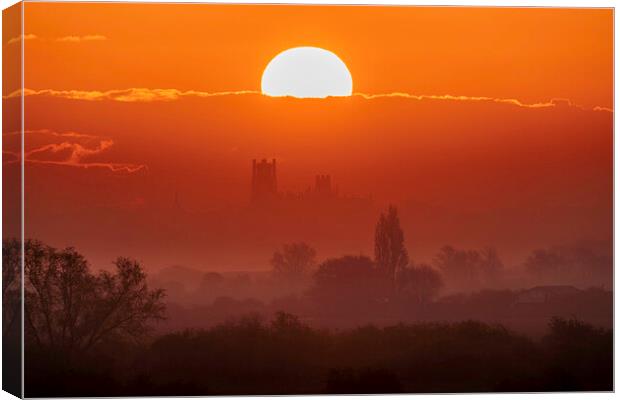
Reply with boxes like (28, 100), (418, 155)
(3, 87), (610, 112)
(3, 129), (146, 173)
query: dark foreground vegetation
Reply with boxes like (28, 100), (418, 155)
(2, 205), (612, 396)
(25, 313), (611, 396)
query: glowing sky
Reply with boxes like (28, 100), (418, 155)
(2, 4), (613, 271)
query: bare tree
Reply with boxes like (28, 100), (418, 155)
(374, 206), (409, 287)
(24, 241), (97, 352)
(271, 242), (316, 281)
(23, 240), (165, 354)
(84, 257), (166, 350)
(2, 238), (21, 337)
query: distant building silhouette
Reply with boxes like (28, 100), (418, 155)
(252, 159), (277, 202)
(313, 174), (337, 199)
(250, 158), (367, 207)
(173, 191), (182, 210)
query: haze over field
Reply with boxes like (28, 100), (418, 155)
(3, 4), (611, 272)
(2, 94), (611, 271)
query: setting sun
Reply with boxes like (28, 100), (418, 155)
(261, 47), (353, 98)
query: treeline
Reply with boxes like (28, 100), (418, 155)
(259, 206), (611, 324)
(26, 313), (612, 396)
(268, 206), (610, 299)
(2, 237), (613, 396)
(160, 286), (611, 335)
(2, 203), (613, 395)
(156, 238), (611, 307)
(148, 206), (610, 312)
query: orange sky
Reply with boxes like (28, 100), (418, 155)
(2, 3), (613, 272)
(15, 4), (614, 108)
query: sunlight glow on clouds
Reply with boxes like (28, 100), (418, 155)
(2, 129), (145, 173)
(6, 33), (37, 45)
(4, 87), (612, 112)
(55, 35), (107, 42)
(5, 33), (107, 46)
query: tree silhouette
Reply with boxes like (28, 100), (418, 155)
(397, 264), (443, 304)
(523, 243), (611, 286)
(314, 255), (376, 290)
(374, 206), (409, 288)
(2, 238), (21, 338)
(433, 245), (504, 290)
(270, 311), (309, 335)
(433, 246), (479, 286)
(84, 257), (166, 349)
(271, 242), (316, 281)
(479, 247), (504, 284)
(311, 255), (390, 312)
(22, 239), (165, 354)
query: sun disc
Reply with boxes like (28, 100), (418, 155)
(261, 47), (353, 98)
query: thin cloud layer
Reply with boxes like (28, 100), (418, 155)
(352, 92), (556, 109)
(351, 93), (610, 112)
(2, 129), (145, 173)
(4, 87), (611, 112)
(4, 88), (259, 102)
(6, 33), (37, 45)
(5, 34), (107, 46)
(55, 35), (107, 42)
(3, 128), (98, 139)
